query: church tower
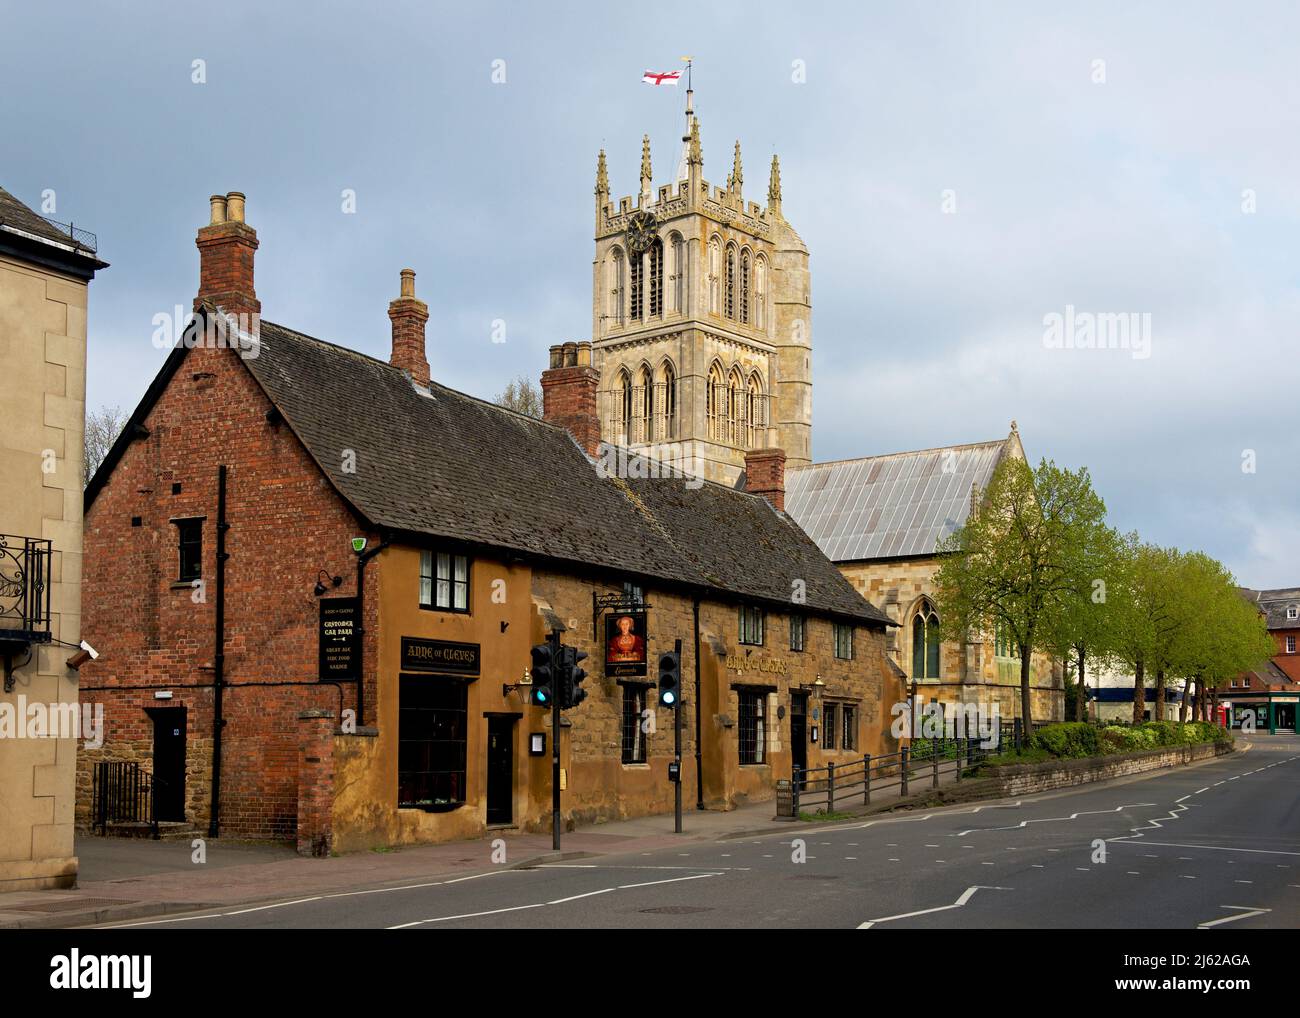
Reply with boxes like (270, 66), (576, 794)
(588, 88), (812, 484)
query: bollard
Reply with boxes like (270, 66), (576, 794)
(932, 739), (939, 789)
(863, 754), (871, 805)
(827, 761), (836, 812)
(901, 746), (909, 797)
(956, 738), (963, 782)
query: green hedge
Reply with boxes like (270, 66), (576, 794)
(1027, 720), (1229, 759)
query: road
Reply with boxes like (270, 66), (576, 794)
(96, 736), (1299, 930)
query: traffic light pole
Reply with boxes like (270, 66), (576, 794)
(550, 628), (562, 851)
(674, 637), (683, 834)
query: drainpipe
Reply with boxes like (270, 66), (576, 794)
(208, 464), (229, 838)
(693, 595), (703, 810)
(353, 536), (389, 727)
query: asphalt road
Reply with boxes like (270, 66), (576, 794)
(98, 736), (1299, 930)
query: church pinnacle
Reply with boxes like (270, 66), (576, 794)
(595, 149), (608, 197)
(729, 140), (743, 197)
(768, 154), (782, 217)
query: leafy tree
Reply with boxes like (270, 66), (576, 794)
(493, 376), (543, 418)
(83, 404), (127, 486)
(1045, 522), (1123, 721)
(934, 457), (1108, 725)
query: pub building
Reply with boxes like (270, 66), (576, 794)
(77, 193), (904, 853)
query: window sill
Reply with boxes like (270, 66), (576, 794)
(171, 580), (199, 590)
(398, 802), (466, 814)
(620, 761), (650, 769)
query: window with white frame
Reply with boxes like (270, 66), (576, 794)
(1288, 635), (1297, 654)
(739, 605), (765, 646)
(420, 550), (470, 612)
(834, 623), (853, 660)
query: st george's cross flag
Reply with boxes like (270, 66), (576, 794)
(642, 69), (681, 85)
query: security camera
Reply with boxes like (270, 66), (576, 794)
(79, 640), (99, 660)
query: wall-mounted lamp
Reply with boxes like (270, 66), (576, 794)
(503, 667), (534, 701)
(812, 674), (826, 700)
(313, 569), (343, 597)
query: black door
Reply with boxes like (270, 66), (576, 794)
(486, 716), (514, 825)
(147, 707), (186, 822)
(790, 693), (808, 783)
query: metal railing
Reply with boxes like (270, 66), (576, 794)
(38, 215), (97, 253)
(0, 534), (53, 642)
(92, 761), (159, 839)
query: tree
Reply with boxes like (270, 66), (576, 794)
(934, 457), (1109, 726)
(1108, 538), (1183, 724)
(493, 376), (542, 418)
(1177, 567), (1275, 723)
(84, 404), (127, 486)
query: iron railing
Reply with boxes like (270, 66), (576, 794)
(92, 761), (159, 839)
(0, 534), (53, 643)
(38, 215), (97, 253)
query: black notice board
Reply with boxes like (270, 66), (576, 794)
(319, 597), (360, 681)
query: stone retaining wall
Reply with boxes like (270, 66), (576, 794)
(986, 739), (1235, 796)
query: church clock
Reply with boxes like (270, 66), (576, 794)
(625, 210), (658, 254)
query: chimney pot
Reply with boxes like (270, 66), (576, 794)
(400, 268), (416, 298)
(209, 194), (228, 225)
(388, 268), (430, 387)
(226, 192), (246, 223)
(195, 190), (260, 317)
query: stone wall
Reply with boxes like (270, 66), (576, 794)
(987, 739), (1234, 797)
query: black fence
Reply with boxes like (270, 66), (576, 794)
(92, 761), (159, 839)
(785, 719), (1052, 817)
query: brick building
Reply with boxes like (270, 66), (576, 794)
(78, 193), (903, 852)
(1224, 587), (1300, 733)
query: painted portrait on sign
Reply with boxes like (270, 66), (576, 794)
(605, 612), (648, 677)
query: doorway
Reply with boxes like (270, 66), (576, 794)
(1275, 702), (1296, 733)
(146, 706), (186, 822)
(486, 716), (515, 825)
(790, 692), (808, 785)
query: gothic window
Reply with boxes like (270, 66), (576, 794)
(708, 238), (720, 314)
(727, 367), (744, 446)
(659, 360), (678, 440)
(635, 364), (652, 443)
(629, 249), (644, 321)
(754, 257), (766, 329)
(911, 605), (941, 679)
(609, 249), (625, 326)
(706, 362), (725, 441)
(740, 250), (751, 324)
(724, 244), (737, 319)
(671, 234), (685, 313)
(648, 238), (663, 318)
(616, 368), (632, 443)
(745, 373), (764, 448)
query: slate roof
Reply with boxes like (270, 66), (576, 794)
(0, 185), (96, 253)
(133, 316), (886, 625)
(1240, 587), (1300, 629)
(783, 440), (1009, 562)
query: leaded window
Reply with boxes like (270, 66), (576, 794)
(738, 690), (766, 764)
(420, 549), (470, 612)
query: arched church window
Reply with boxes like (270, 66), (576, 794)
(740, 250), (751, 324)
(671, 235), (684, 313)
(660, 360), (677, 440)
(727, 367), (744, 446)
(708, 238), (720, 314)
(745, 373), (764, 448)
(648, 238), (663, 318)
(636, 364), (652, 443)
(609, 249), (625, 326)
(617, 368), (632, 444)
(755, 257), (766, 330)
(629, 248), (644, 321)
(911, 606), (941, 679)
(724, 244), (737, 319)
(706, 362), (724, 440)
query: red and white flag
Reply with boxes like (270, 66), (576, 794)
(642, 69), (681, 86)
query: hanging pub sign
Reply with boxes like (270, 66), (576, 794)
(401, 636), (480, 675)
(605, 610), (648, 677)
(319, 597), (360, 681)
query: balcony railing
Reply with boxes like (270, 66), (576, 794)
(0, 534), (53, 644)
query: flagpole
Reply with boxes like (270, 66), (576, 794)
(682, 55), (694, 141)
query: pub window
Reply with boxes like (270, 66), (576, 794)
(420, 549), (470, 612)
(398, 677), (467, 811)
(834, 623), (853, 660)
(789, 614), (806, 652)
(174, 518), (203, 582)
(842, 705), (857, 751)
(623, 581), (644, 605)
(739, 605), (765, 646)
(738, 690), (766, 765)
(621, 684), (648, 764)
(824, 703), (838, 750)
(1288, 635), (1297, 654)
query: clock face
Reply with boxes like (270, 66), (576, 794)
(625, 211), (658, 254)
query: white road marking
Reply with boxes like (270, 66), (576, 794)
(1112, 841), (1300, 857)
(956, 804), (1155, 837)
(858, 885), (1012, 929)
(1198, 906), (1271, 929)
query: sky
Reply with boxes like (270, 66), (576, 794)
(2, 1), (1296, 586)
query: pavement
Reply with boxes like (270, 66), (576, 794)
(4, 734), (1295, 929)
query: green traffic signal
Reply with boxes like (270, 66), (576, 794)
(658, 650), (680, 708)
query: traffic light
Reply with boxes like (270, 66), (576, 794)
(563, 646), (589, 710)
(530, 643), (555, 707)
(657, 649), (681, 708)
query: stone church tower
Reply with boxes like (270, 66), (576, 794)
(586, 90), (812, 484)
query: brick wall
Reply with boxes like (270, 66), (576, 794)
(988, 739), (1233, 796)
(79, 340), (378, 840)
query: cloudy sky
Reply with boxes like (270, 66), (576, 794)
(4, 1), (1296, 586)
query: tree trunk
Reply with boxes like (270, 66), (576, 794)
(1155, 667), (1166, 721)
(1187, 676), (1198, 722)
(1178, 677), (1190, 723)
(1075, 646), (1086, 722)
(1132, 657), (1146, 724)
(1020, 642), (1033, 731)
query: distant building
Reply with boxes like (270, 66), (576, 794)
(1085, 665), (1182, 723)
(1226, 587), (1300, 733)
(0, 185), (107, 889)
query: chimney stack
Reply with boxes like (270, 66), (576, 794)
(541, 341), (600, 456)
(388, 268), (430, 387)
(744, 446), (787, 511)
(195, 191), (260, 318)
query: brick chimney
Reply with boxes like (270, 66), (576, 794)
(745, 446), (787, 511)
(195, 192), (260, 317)
(541, 342), (600, 456)
(388, 268), (430, 387)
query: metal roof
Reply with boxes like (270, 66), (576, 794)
(784, 441), (1008, 562)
